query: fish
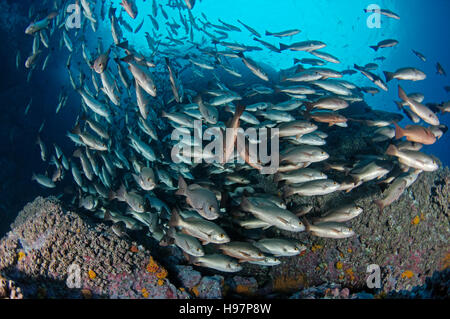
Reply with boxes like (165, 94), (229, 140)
(265, 29), (301, 38)
(121, 56), (157, 97)
(160, 228), (204, 257)
(218, 242), (265, 262)
(436, 62), (446, 76)
(312, 204), (363, 224)
(110, 184), (146, 213)
(394, 123), (436, 145)
(309, 51), (340, 64)
(364, 8), (400, 20)
(121, 0), (137, 19)
(374, 172), (418, 212)
(412, 50), (426, 62)
(280, 41), (326, 52)
(184, 0), (196, 10)
(168, 209), (229, 245)
(398, 85), (440, 125)
(132, 167), (156, 191)
(253, 238), (306, 257)
(223, 104), (246, 163)
(236, 52), (269, 81)
(240, 197), (305, 232)
(304, 97), (349, 111)
(36, 135), (47, 162)
(92, 48), (111, 74)
(237, 19), (261, 37)
(385, 144), (439, 172)
(383, 68), (426, 82)
(32, 173), (56, 188)
(274, 168), (327, 184)
(304, 220), (355, 239)
(176, 176), (220, 220)
(284, 179), (340, 197)
(350, 161), (392, 183)
(187, 254), (242, 272)
(71, 124), (108, 151)
(25, 12), (58, 35)
(280, 145), (329, 165)
(370, 39), (399, 51)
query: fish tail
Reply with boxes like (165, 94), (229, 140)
(168, 209), (182, 227)
(120, 54), (134, 63)
(279, 43), (289, 51)
(176, 175), (188, 196)
(159, 228), (175, 246)
(369, 46), (379, 52)
(302, 218), (311, 232)
(235, 103), (246, 118)
(31, 173), (37, 181)
(385, 144), (398, 157)
(104, 210), (113, 221)
(72, 148), (82, 158)
(393, 122), (404, 139)
(239, 196), (252, 211)
(71, 123), (81, 135)
(383, 71), (394, 83)
(398, 85), (408, 102)
(265, 31), (272, 36)
(161, 110), (167, 117)
(304, 101), (314, 112)
(349, 174), (361, 185)
(116, 184), (127, 201)
(295, 65), (305, 73)
(293, 58), (301, 65)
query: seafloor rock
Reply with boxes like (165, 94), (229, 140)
(0, 197), (190, 299)
(191, 275), (224, 299)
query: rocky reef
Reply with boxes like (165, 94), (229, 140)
(0, 162), (448, 299)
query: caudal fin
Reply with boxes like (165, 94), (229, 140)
(168, 209), (182, 228)
(398, 85), (408, 102)
(383, 71), (394, 83)
(71, 123), (81, 135)
(393, 122), (404, 139)
(385, 144), (399, 157)
(370, 46), (379, 52)
(304, 101), (314, 112)
(73, 148), (82, 158)
(175, 175), (188, 196)
(279, 43), (289, 51)
(265, 31), (272, 36)
(235, 103), (246, 118)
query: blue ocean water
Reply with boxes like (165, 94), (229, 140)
(0, 0), (449, 235)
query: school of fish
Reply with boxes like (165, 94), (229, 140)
(21, 0), (449, 273)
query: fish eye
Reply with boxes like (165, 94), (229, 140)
(220, 234), (225, 238)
